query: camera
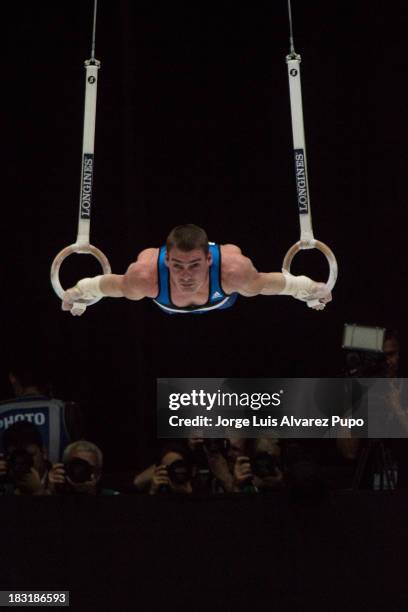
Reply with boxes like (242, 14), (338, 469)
(251, 452), (278, 479)
(166, 459), (192, 485)
(345, 351), (387, 377)
(64, 458), (94, 484)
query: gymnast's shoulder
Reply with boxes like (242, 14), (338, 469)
(220, 244), (256, 292)
(123, 248), (159, 298)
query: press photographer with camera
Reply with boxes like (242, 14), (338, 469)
(47, 440), (118, 496)
(341, 325), (408, 489)
(149, 444), (194, 495)
(134, 436), (232, 495)
(186, 436), (236, 494)
(228, 438), (283, 493)
(135, 436), (282, 495)
(0, 421), (51, 496)
(0, 355), (84, 463)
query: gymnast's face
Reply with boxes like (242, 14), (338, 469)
(166, 248), (212, 293)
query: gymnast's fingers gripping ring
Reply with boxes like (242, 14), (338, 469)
(282, 240), (338, 308)
(50, 243), (111, 308)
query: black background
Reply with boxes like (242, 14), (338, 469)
(3, 1), (407, 470)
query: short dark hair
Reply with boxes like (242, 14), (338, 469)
(166, 224), (209, 255)
(3, 421), (43, 453)
(157, 443), (193, 466)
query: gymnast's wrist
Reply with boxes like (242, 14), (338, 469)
(75, 276), (105, 300)
(280, 273), (314, 299)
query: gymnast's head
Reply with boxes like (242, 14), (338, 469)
(165, 224), (212, 293)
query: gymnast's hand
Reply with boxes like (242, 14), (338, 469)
(62, 287), (88, 316)
(308, 282), (332, 311)
(280, 274), (332, 311)
(62, 277), (105, 316)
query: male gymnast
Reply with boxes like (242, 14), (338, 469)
(62, 224), (332, 315)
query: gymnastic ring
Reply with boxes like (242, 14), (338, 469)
(50, 243), (111, 305)
(282, 240), (338, 306)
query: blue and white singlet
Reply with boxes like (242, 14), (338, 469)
(152, 243), (238, 314)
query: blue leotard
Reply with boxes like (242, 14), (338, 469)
(152, 243), (238, 314)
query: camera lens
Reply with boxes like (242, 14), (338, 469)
(65, 458), (93, 483)
(252, 452), (277, 478)
(167, 459), (192, 485)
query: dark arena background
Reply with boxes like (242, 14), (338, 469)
(2, 1), (408, 609)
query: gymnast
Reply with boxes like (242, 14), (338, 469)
(61, 224), (332, 315)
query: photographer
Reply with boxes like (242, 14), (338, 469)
(0, 356), (84, 463)
(0, 421), (50, 496)
(149, 444), (195, 495)
(47, 440), (118, 496)
(187, 437), (235, 494)
(134, 437), (232, 495)
(380, 331), (408, 487)
(228, 438), (282, 493)
(340, 327), (406, 489)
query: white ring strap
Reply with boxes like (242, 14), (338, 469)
(282, 3), (338, 307)
(50, 1), (111, 312)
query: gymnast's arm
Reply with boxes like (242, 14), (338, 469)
(62, 261), (155, 314)
(223, 254), (332, 306)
